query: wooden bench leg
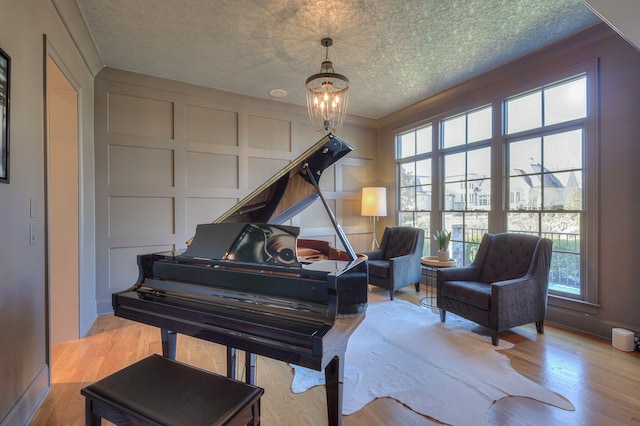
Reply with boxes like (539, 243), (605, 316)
(250, 399), (261, 426)
(84, 398), (101, 426)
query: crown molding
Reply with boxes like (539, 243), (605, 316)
(50, 0), (103, 76)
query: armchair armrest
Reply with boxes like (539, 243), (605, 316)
(436, 266), (481, 292)
(437, 265), (480, 281)
(388, 253), (414, 267)
(388, 253), (421, 285)
(491, 274), (548, 328)
(362, 250), (384, 261)
(491, 274), (547, 299)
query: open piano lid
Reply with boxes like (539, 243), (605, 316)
(184, 133), (357, 261)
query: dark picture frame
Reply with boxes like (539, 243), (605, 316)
(0, 46), (9, 183)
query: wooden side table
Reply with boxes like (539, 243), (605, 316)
(420, 256), (457, 309)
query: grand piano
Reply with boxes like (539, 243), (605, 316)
(112, 133), (368, 426)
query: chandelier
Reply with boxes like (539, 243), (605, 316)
(305, 38), (350, 133)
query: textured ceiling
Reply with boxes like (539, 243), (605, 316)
(75, 0), (601, 119)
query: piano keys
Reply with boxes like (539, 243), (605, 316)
(112, 133), (368, 426)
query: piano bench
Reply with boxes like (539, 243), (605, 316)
(81, 354), (263, 426)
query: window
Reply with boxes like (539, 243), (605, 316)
(397, 125), (431, 159)
(442, 107), (492, 148)
(394, 68), (597, 304)
(397, 124), (432, 253)
(441, 106), (492, 266)
(506, 75), (587, 296)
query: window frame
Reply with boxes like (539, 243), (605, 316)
(499, 63), (599, 305)
(395, 122), (434, 254)
(394, 60), (599, 308)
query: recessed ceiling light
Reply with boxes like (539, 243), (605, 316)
(269, 88), (287, 98)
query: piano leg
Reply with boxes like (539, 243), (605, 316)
(245, 352), (256, 385)
(160, 329), (177, 359)
(324, 355), (343, 426)
(227, 347), (237, 379)
(227, 347), (257, 385)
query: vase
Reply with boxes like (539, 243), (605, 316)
(437, 250), (449, 261)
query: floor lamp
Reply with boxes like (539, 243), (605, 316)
(361, 187), (387, 250)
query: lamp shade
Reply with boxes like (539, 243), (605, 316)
(361, 187), (387, 217)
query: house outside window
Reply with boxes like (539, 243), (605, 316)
(441, 105), (492, 265)
(397, 124), (432, 254)
(505, 75), (587, 296)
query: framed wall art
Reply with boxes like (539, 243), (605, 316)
(0, 46), (9, 183)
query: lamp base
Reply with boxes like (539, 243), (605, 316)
(370, 235), (380, 251)
(369, 216), (380, 251)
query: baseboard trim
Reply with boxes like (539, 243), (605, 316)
(80, 299), (97, 337)
(2, 364), (49, 426)
(547, 304), (639, 340)
(97, 298), (113, 316)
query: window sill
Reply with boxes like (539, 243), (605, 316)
(548, 294), (600, 316)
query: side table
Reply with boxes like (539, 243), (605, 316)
(420, 256), (456, 309)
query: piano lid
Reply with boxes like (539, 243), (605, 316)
(189, 133), (357, 261)
(214, 133), (353, 225)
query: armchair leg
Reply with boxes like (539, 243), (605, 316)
(414, 283), (420, 292)
(389, 290), (394, 300)
(535, 320), (544, 334)
(439, 310), (446, 322)
(491, 332), (499, 346)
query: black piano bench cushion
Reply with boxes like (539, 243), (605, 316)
(81, 354), (263, 426)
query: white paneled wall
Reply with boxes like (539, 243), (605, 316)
(94, 69), (378, 314)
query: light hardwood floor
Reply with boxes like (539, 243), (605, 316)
(30, 286), (640, 425)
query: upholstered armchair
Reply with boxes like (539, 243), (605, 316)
(363, 226), (424, 300)
(437, 232), (552, 345)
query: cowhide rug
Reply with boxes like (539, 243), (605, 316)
(290, 293), (574, 425)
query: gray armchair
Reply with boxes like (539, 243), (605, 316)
(364, 226), (424, 300)
(437, 232), (552, 345)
